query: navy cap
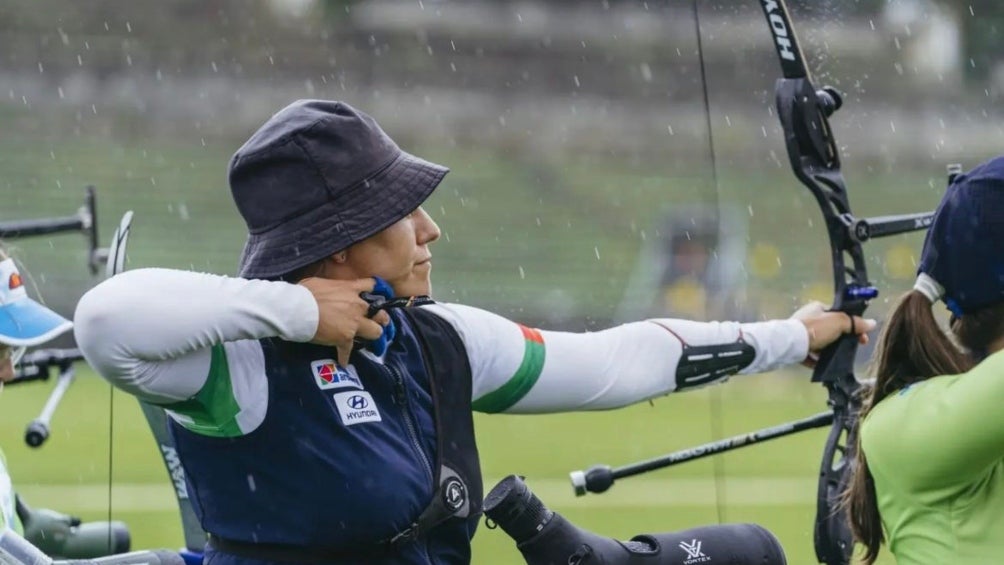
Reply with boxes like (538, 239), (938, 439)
(918, 156), (1004, 315)
(230, 100), (449, 279)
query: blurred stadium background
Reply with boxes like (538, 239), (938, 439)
(2, 0), (1004, 563)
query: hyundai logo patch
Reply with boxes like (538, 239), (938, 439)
(332, 390), (381, 426)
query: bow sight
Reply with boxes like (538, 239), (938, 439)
(571, 2), (945, 564)
(0, 186), (108, 275)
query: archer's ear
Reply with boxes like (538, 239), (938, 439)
(332, 250), (348, 264)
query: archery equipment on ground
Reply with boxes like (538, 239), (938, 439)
(486, 475), (787, 564)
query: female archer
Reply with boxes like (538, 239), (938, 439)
(846, 155), (1004, 564)
(74, 99), (875, 565)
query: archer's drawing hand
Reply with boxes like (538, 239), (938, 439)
(298, 277), (391, 366)
(790, 301), (876, 368)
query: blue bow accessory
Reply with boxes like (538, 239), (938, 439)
(363, 277), (397, 357)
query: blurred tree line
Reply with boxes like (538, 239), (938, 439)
(3, 0), (1002, 87)
(320, 0), (1003, 85)
(325, 0), (999, 82)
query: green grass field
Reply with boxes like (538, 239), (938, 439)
(1, 366), (896, 564)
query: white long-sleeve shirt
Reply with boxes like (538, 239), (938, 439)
(74, 269), (808, 435)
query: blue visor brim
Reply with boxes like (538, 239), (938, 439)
(0, 299), (73, 347)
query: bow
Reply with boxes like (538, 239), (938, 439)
(757, 1), (934, 562)
(571, 4), (936, 564)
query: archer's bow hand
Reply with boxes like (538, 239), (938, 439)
(790, 301), (876, 368)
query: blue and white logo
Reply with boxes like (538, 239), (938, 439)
(333, 390), (381, 426)
(311, 359), (363, 390)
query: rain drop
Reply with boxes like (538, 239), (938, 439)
(640, 62), (652, 82)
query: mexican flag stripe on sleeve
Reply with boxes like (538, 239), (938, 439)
(473, 325), (546, 413)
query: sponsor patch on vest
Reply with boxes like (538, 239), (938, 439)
(311, 359), (363, 390)
(333, 390), (382, 426)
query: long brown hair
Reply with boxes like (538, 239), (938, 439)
(844, 291), (1004, 564)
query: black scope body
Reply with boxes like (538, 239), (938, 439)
(484, 475), (787, 565)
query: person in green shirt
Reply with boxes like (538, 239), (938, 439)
(844, 155), (1004, 565)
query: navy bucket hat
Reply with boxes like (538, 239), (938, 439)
(918, 155), (1004, 316)
(229, 100), (449, 279)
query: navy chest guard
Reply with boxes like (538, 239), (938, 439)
(199, 304), (483, 564)
(387, 306), (484, 546)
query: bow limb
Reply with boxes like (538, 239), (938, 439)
(758, 1), (866, 563)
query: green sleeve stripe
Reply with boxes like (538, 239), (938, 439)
(473, 325), (546, 414)
(164, 344), (244, 437)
